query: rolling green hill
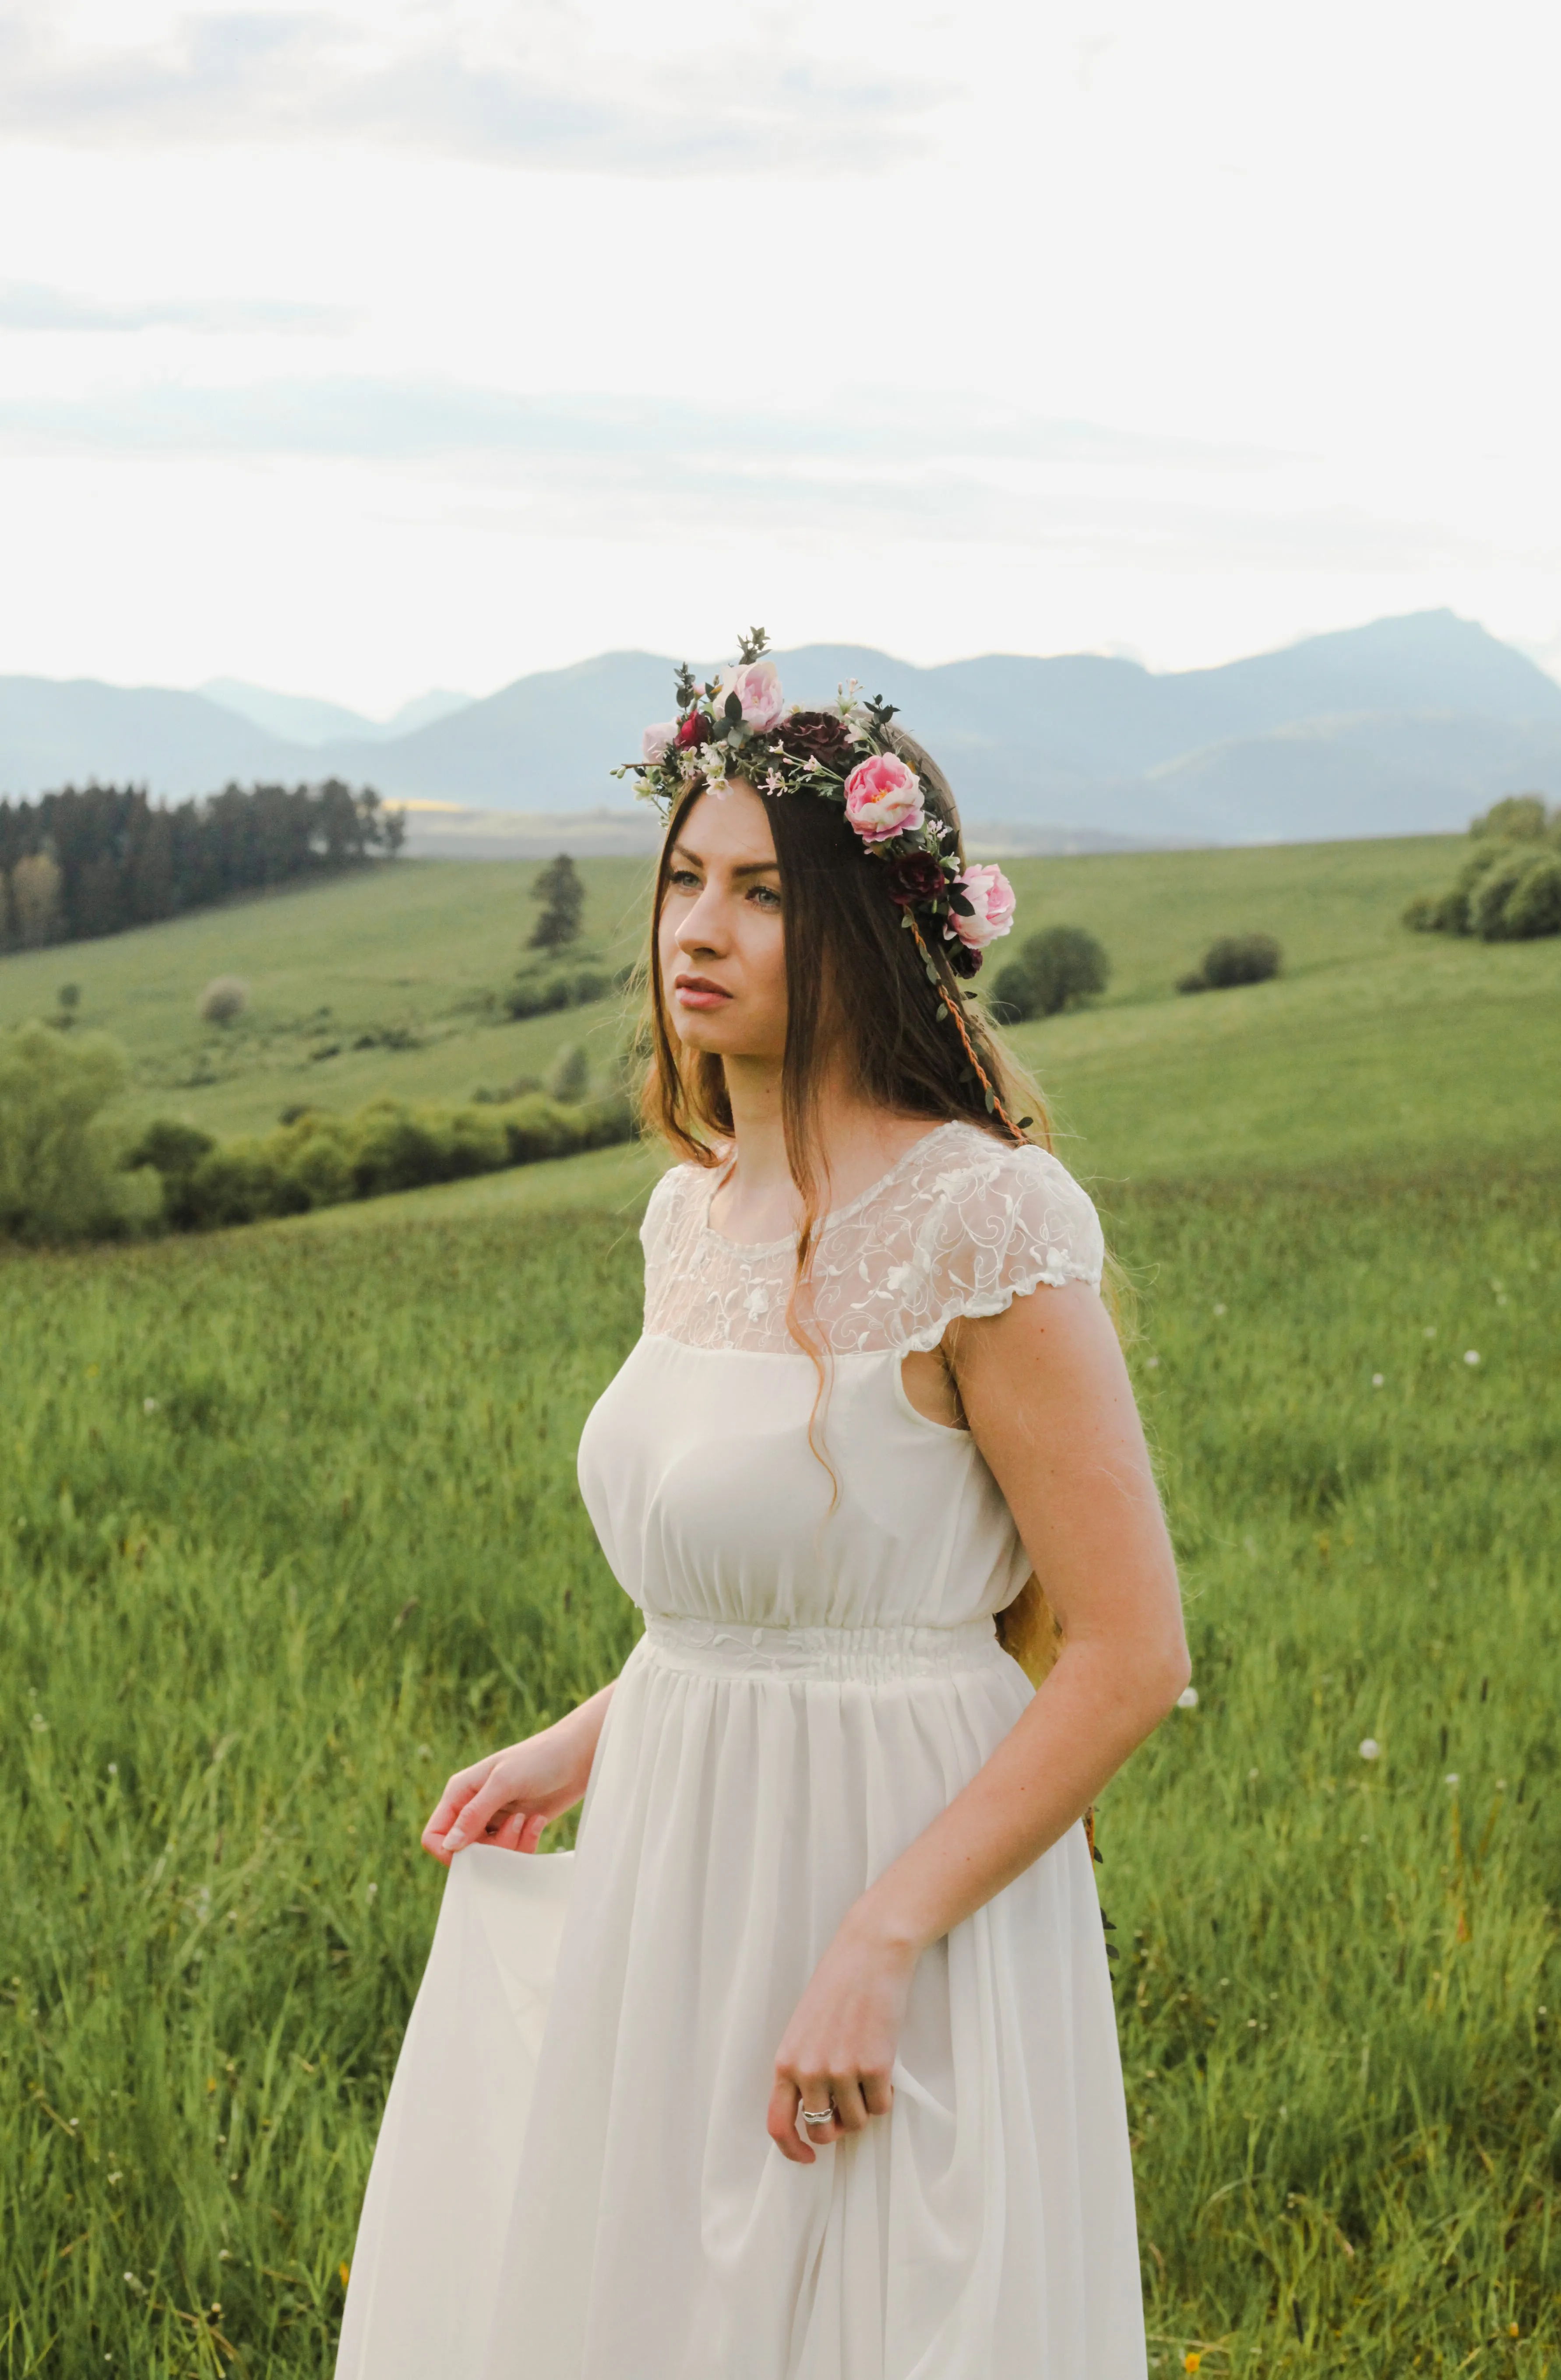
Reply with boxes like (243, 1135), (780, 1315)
(5, 832), (1552, 1200)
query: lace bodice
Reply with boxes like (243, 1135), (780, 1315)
(640, 1120), (1103, 1357)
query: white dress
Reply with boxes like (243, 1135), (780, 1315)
(337, 1120), (1146, 2380)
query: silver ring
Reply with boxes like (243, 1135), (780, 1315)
(799, 2104), (835, 2127)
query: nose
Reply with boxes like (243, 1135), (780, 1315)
(674, 878), (728, 956)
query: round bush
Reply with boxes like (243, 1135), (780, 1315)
(1022, 926), (1111, 1018)
(199, 976), (249, 1027)
(987, 962), (1038, 1027)
(1195, 934), (1283, 990)
(346, 1105), (447, 1199)
(1492, 851), (1561, 941)
(283, 1131), (356, 1209)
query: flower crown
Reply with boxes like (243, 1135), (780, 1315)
(613, 628), (1016, 983)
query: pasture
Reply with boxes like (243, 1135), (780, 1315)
(2, 834), (1559, 2376)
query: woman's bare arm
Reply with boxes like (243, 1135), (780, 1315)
(768, 1281), (1187, 2162)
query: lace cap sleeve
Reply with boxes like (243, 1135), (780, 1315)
(892, 1136), (1104, 1356)
(639, 1160), (711, 1330)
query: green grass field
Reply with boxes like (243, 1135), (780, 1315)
(3, 837), (1559, 2376)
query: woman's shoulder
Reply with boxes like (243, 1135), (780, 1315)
(878, 1120), (1105, 1328)
(908, 1119), (1098, 1227)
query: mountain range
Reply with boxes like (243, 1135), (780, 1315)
(4, 610), (1559, 846)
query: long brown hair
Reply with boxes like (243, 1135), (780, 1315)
(640, 731), (1050, 1192)
(636, 733), (1065, 1683)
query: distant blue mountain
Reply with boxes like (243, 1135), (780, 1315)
(4, 610), (1558, 844)
(200, 679), (473, 748)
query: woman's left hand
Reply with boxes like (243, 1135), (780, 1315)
(767, 1907), (917, 2163)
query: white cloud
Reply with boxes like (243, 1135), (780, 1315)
(0, 3), (942, 172)
(0, 278), (351, 332)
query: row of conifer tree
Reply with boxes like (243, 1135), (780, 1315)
(0, 779), (405, 952)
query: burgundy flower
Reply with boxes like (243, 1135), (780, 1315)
(947, 940), (983, 980)
(775, 709), (855, 770)
(675, 710), (712, 750)
(883, 850), (947, 911)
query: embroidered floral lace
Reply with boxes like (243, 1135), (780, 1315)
(640, 1119), (1103, 1357)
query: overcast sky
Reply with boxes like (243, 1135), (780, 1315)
(2, 0), (1558, 713)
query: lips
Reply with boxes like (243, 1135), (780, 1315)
(672, 972), (732, 1011)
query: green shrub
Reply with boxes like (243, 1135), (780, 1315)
(503, 959), (633, 1021)
(1470, 791), (1552, 841)
(547, 1042), (591, 1104)
(123, 1118), (219, 1229)
(1179, 933), (1283, 993)
(278, 1117), (356, 1209)
(497, 1093), (583, 1166)
(124, 1119), (217, 1178)
(347, 1105), (455, 1200)
(199, 975), (249, 1026)
(1501, 852), (1561, 939)
(987, 926), (1111, 1023)
(504, 974), (573, 1021)
(107, 1087), (637, 1236)
(0, 1019), (131, 1241)
(184, 1141), (311, 1229)
(987, 961), (1038, 1026)
(1406, 796), (1561, 941)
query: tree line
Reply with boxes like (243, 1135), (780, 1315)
(0, 779), (406, 953)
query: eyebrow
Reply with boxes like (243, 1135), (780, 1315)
(669, 843), (779, 878)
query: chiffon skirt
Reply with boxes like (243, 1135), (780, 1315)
(336, 1617), (1146, 2380)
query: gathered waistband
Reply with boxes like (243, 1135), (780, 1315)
(637, 1612), (1008, 1685)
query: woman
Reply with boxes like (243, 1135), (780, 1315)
(337, 637), (1189, 2380)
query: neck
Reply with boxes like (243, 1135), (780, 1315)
(713, 1051), (934, 1232)
(718, 1051), (791, 1202)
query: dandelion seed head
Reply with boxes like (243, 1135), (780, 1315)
(143, 1396), (158, 1414)
(1176, 1686), (1199, 1710)
(1359, 1738), (1381, 1760)
(1464, 1350), (1480, 1366)
(1371, 1373), (1384, 1387)
(1445, 1772), (1459, 1786)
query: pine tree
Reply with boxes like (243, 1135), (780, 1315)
(529, 853), (585, 951)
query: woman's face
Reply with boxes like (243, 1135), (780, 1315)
(657, 780), (788, 1065)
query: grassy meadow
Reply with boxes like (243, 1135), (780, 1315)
(3, 832), (1560, 2376)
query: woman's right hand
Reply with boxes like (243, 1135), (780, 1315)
(420, 1685), (613, 1865)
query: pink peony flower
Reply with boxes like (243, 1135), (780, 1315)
(642, 720), (678, 764)
(843, 752), (925, 845)
(719, 657), (787, 731)
(945, 863), (1016, 949)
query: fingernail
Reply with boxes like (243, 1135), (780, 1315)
(444, 1829), (465, 1854)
